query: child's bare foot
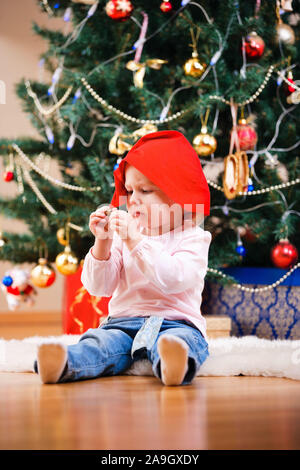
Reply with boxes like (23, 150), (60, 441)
(37, 343), (67, 384)
(157, 334), (189, 386)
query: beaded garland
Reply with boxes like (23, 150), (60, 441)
(81, 77), (189, 124)
(25, 81), (73, 117)
(12, 143), (102, 193)
(207, 177), (300, 196)
(81, 65), (275, 124)
(210, 65), (275, 107)
(207, 263), (300, 293)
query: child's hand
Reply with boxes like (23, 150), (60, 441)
(89, 205), (117, 240)
(108, 209), (142, 244)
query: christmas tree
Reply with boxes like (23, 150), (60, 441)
(0, 0), (299, 298)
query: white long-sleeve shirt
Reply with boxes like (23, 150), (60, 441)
(81, 224), (212, 339)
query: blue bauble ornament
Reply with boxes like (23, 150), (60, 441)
(2, 275), (13, 287)
(236, 245), (246, 256)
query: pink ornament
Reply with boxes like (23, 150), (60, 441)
(235, 119), (258, 151)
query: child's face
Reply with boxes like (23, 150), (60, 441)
(124, 164), (184, 235)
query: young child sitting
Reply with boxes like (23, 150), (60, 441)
(35, 130), (212, 386)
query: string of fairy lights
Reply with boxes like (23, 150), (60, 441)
(1, 0), (299, 294)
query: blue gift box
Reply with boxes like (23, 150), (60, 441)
(202, 267), (300, 339)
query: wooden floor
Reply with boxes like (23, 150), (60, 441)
(0, 372), (299, 450)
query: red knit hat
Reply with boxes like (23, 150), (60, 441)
(110, 130), (210, 216)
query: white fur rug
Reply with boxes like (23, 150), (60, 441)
(1, 334), (300, 380)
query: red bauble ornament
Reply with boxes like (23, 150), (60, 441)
(160, 1), (172, 12)
(235, 118), (258, 151)
(270, 239), (298, 269)
(3, 170), (14, 182)
(105, 0), (133, 21)
(243, 32), (265, 60)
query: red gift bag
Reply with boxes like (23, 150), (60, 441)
(62, 266), (111, 334)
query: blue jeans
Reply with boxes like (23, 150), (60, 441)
(37, 317), (209, 385)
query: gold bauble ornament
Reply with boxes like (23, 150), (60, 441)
(55, 246), (79, 276)
(276, 21), (295, 44)
(184, 52), (206, 78)
(56, 227), (68, 246)
(193, 126), (217, 156)
(31, 258), (56, 288)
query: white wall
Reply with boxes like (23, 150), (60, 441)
(0, 0), (65, 313)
